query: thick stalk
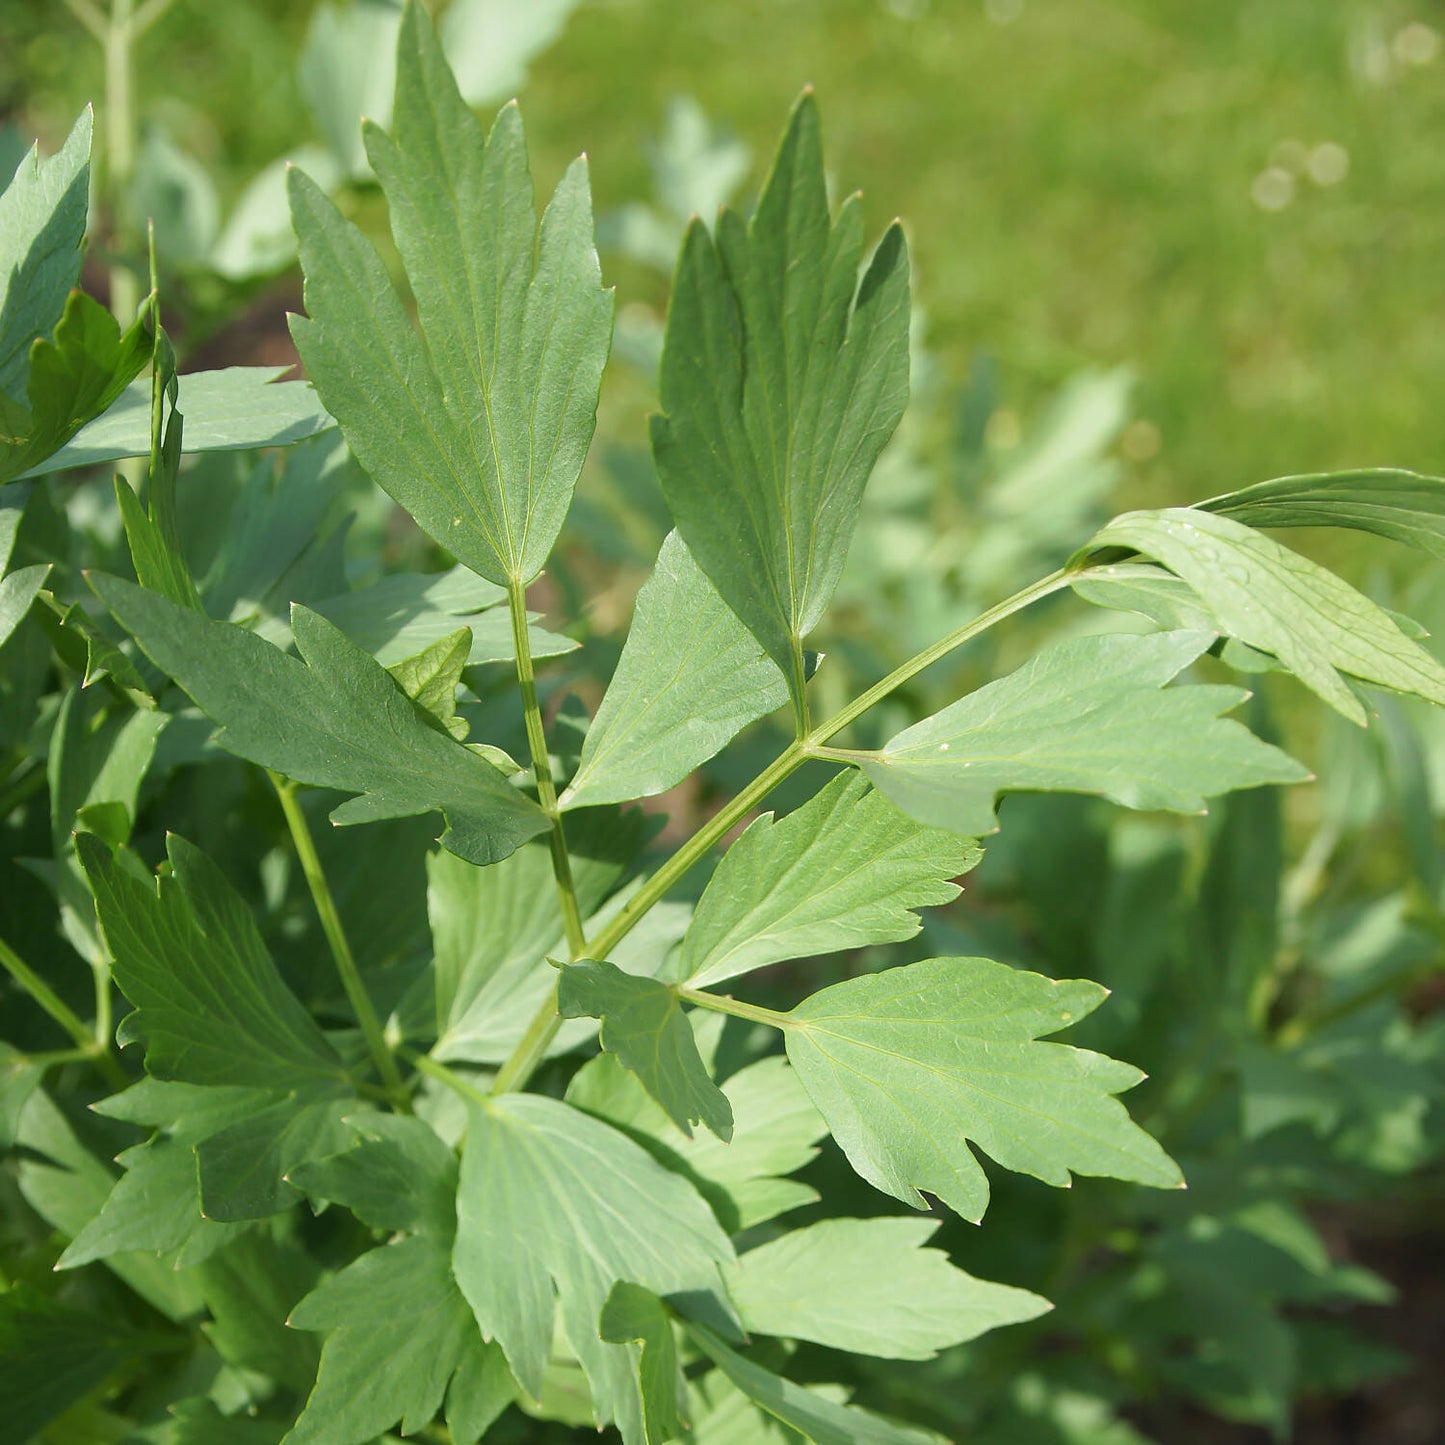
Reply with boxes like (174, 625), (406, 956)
(0, 933), (126, 1088)
(488, 565), (1077, 1095)
(104, 0), (141, 328)
(677, 985), (792, 1030)
(508, 577), (586, 958)
(270, 773), (409, 1110)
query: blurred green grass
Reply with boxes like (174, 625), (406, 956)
(7, 0), (1445, 506)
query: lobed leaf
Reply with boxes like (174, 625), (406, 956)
(452, 1093), (736, 1440)
(863, 629), (1308, 836)
(1079, 507), (1445, 724)
(680, 770), (979, 989)
(288, 2), (612, 586)
(598, 1282), (688, 1445)
(91, 575), (549, 866)
(783, 956), (1183, 1221)
(728, 1216), (1050, 1360)
(651, 92), (911, 703)
(558, 958), (733, 1140)
(560, 530), (788, 810)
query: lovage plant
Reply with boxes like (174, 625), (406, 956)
(6, 6), (1445, 1442)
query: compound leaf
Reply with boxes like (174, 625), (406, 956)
(90, 574), (549, 865)
(289, 2), (612, 586)
(453, 1093), (735, 1439)
(599, 1282), (688, 1445)
(560, 530), (788, 809)
(783, 956), (1183, 1221)
(0, 107), (91, 400)
(286, 1234), (487, 1445)
(558, 959), (733, 1140)
(1080, 508), (1445, 725)
(680, 770), (977, 989)
(729, 1217), (1050, 1360)
(862, 630), (1307, 836)
(1199, 467), (1445, 559)
(684, 1319), (946, 1445)
(651, 92), (910, 702)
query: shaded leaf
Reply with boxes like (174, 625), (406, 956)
(651, 93), (910, 701)
(0, 108), (91, 400)
(783, 956), (1183, 1221)
(453, 1093), (735, 1437)
(681, 770), (978, 988)
(1079, 507), (1445, 724)
(863, 630), (1307, 836)
(286, 1235), (487, 1445)
(685, 1319), (946, 1445)
(0, 560), (48, 652)
(559, 958), (733, 1140)
(290, 3), (612, 585)
(599, 1282), (688, 1445)
(0, 290), (152, 485)
(729, 1217), (1050, 1360)
(568, 1051), (826, 1233)
(561, 530), (788, 809)
(91, 575), (549, 865)
(387, 626), (471, 739)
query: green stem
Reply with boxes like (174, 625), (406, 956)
(269, 772), (409, 1110)
(104, 0), (141, 329)
(677, 985), (793, 1030)
(61, 0), (107, 42)
(0, 763), (46, 822)
(508, 577), (586, 958)
(0, 933), (126, 1088)
(810, 567), (1073, 746)
(403, 1048), (492, 1109)
(789, 633), (811, 739)
(487, 565), (1075, 1096)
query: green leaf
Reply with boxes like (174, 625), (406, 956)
(599, 1282), (688, 1445)
(387, 626), (471, 739)
(684, 1319), (947, 1445)
(311, 564), (574, 666)
(729, 1217), (1050, 1360)
(453, 1093), (735, 1438)
(287, 1112), (458, 1235)
(0, 560), (49, 652)
(651, 92), (910, 701)
(430, 807), (653, 1057)
(0, 108), (91, 401)
(559, 959), (733, 1140)
(438, 0), (584, 107)
(286, 1235), (489, 1445)
(862, 630), (1308, 836)
(25, 366), (336, 478)
(0, 1284), (153, 1445)
(0, 1044), (45, 1150)
(1069, 561), (1220, 632)
(0, 289), (152, 485)
(90, 574), (549, 865)
(680, 770), (978, 989)
(1199, 467), (1445, 559)
(783, 956), (1183, 1221)
(56, 1135), (245, 1270)
(568, 1051), (826, 1232)
(1079, 507), (1445, 725)
(298, 0), (402, 177)
(78, 832), (344, 1090)
(167, 1399), (287, 1445)
(289, 3), (612, 586)
(560, 530), (788, 809)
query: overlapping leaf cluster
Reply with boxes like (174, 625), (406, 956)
(4, 6), (1445, 1444)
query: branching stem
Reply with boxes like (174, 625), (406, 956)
(486, 565), (1078, 1095)
(0, 933), (126, 1089)
(269, 772), (410, 1111)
